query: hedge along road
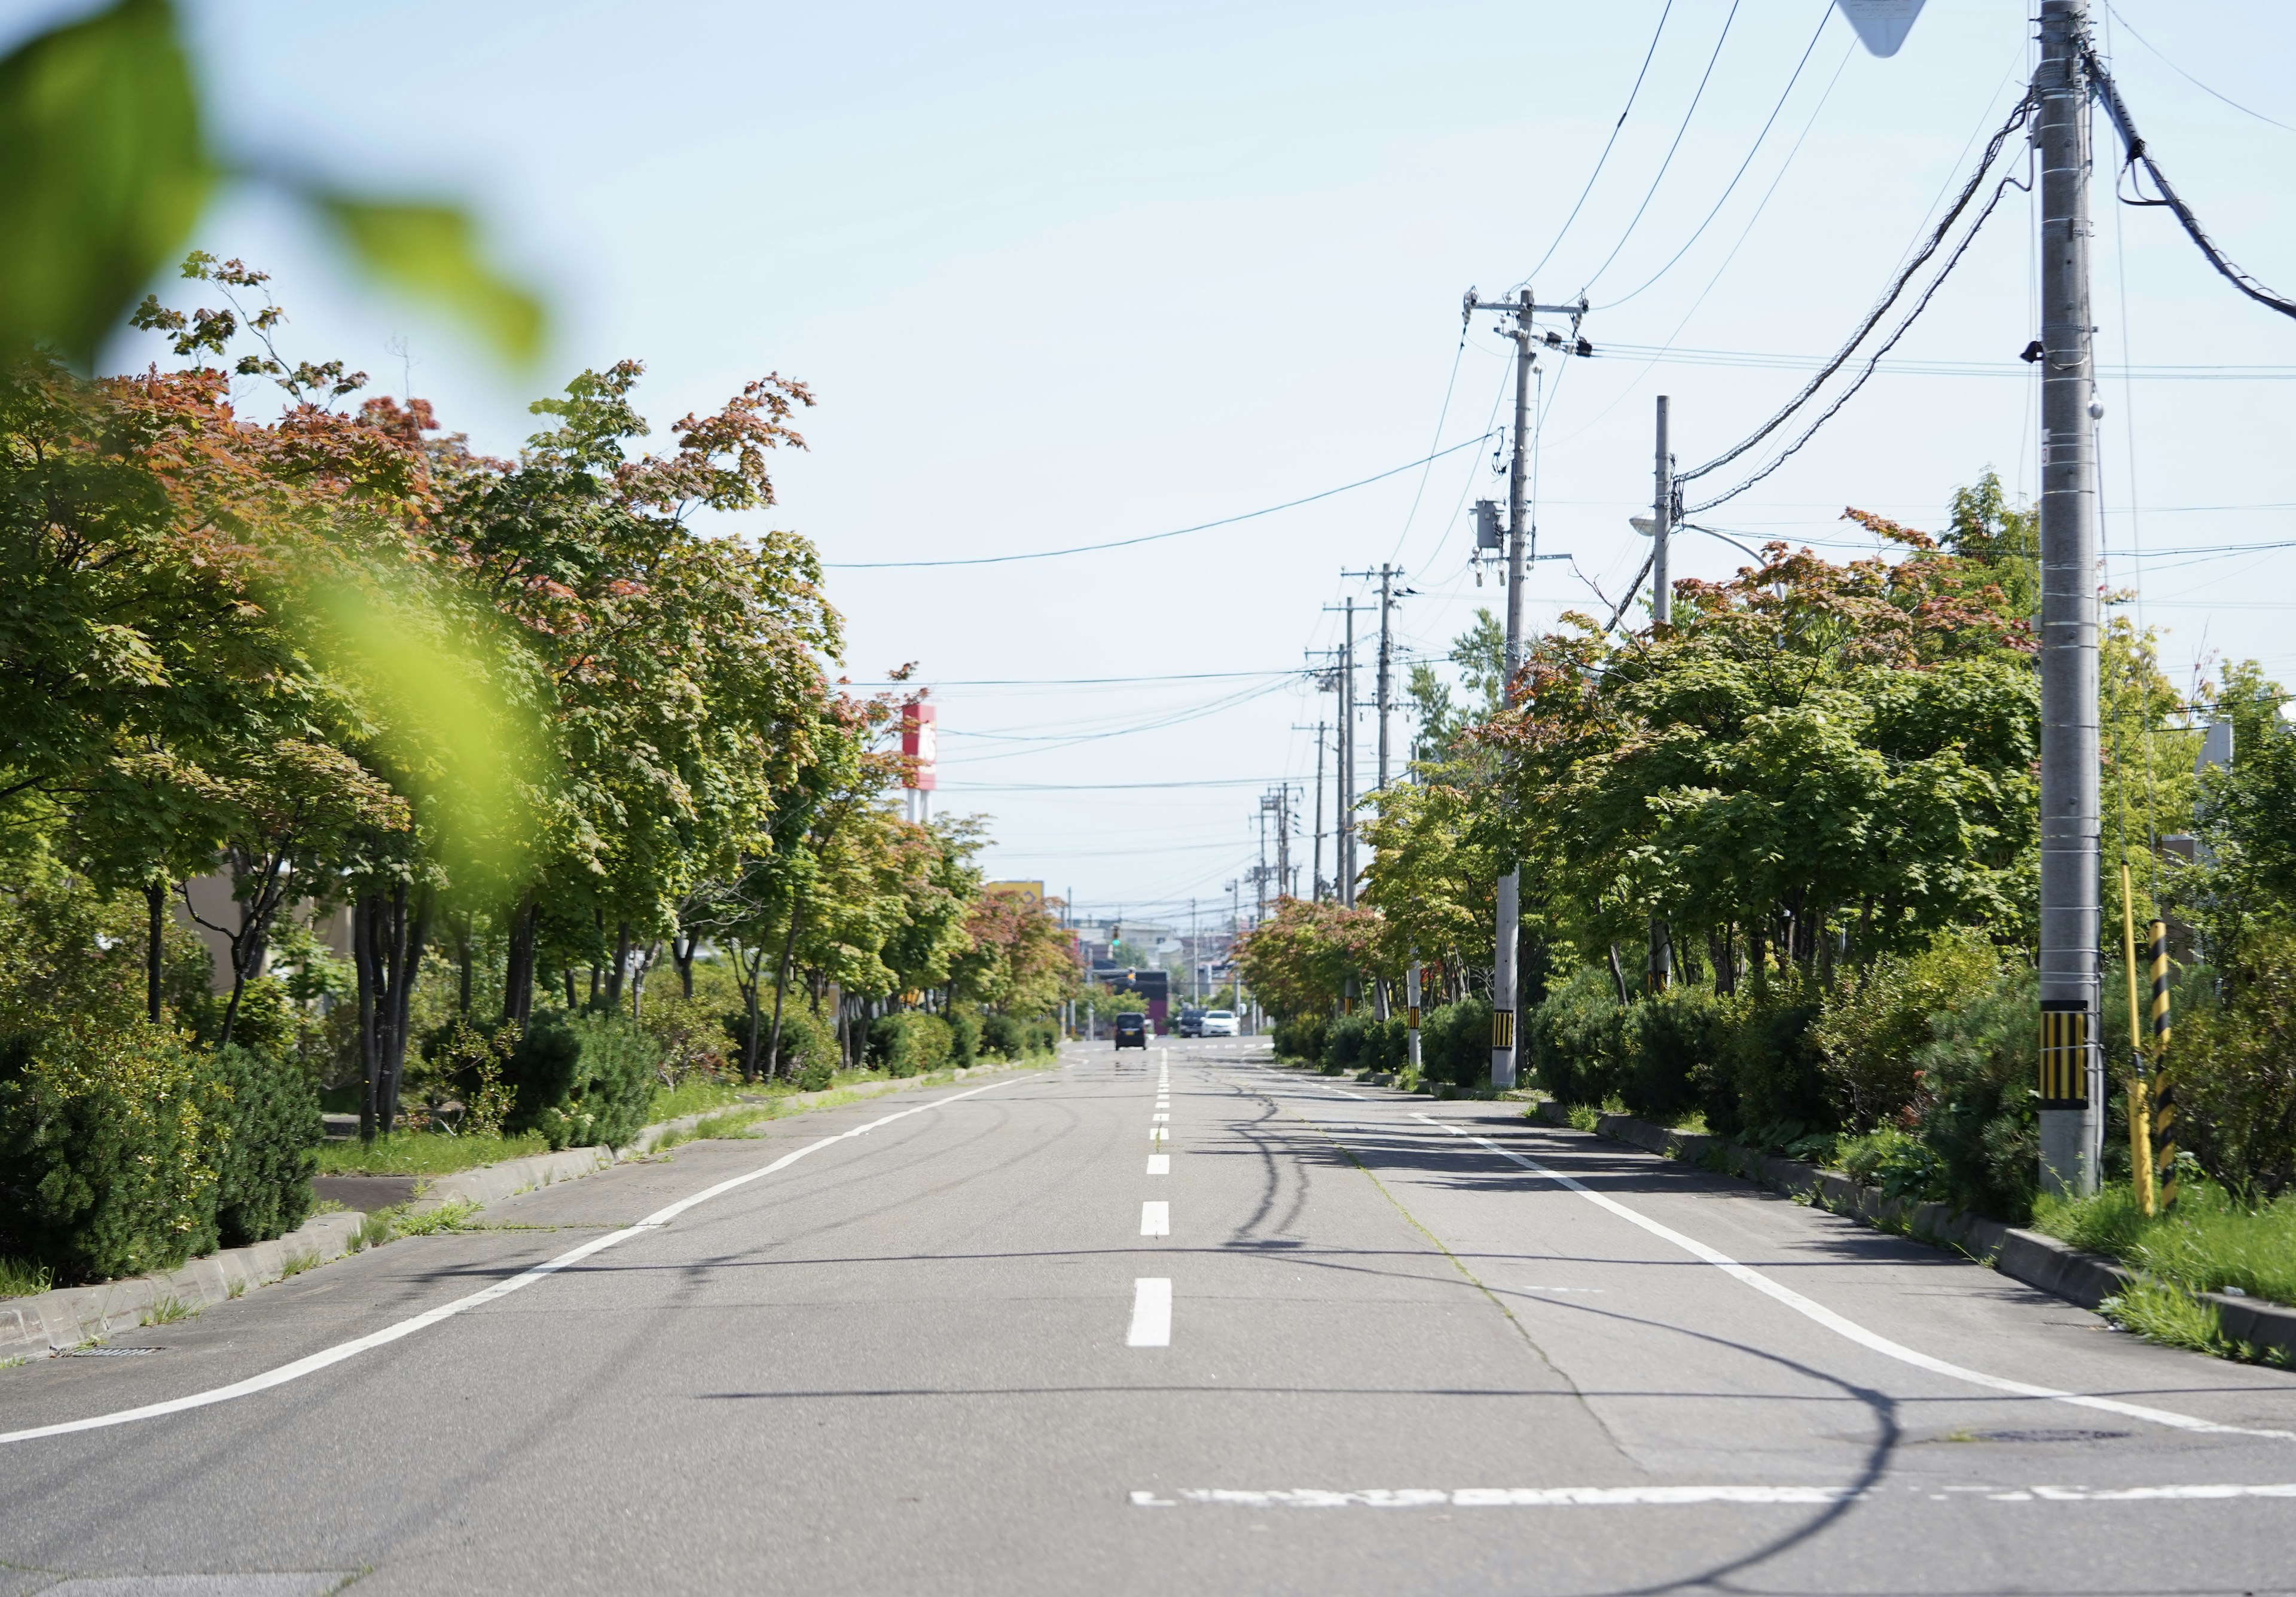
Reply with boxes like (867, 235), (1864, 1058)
(0, 1040), (2290, 1596)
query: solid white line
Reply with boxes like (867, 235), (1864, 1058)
(1146, 1154), (1170, 1175)
(1, 1078), (1022, 1447)
(1141, 1201), (1170, 1237)
(1129, 1483), (2296, 1508)
(1407, 1113), (2296, 1444)
(1127, 1278), (1173, 1346)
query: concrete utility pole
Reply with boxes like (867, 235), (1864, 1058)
(1311, 722), (1326, 899)
(1324, 600), (1360, 908)
(1342, 564), (1405, 792)
(1260, 789), (1290, 909)
(1649, 395), (1675, 994)
(1461, 287), (1573, 1089)
(2036, 0), (2103, 1197)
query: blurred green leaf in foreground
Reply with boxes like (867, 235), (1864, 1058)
(0, 0), (545, 370)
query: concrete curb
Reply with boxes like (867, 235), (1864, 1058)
(0, 1063), (1027, 1363)
(0, 1210), (370, 1366)
(1526, 1099), (2296, 1361)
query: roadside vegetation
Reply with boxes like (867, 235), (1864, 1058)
(1244, 481), (2296, 1326)
(0, 255), (1075, 1295)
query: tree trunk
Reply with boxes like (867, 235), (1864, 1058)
(1709, 925), (1738, 996)
(503, 893), (538, 1027)
(381, 888), (432, 1132)
(455, 915), (473, 1016)
(212, 852), (292, 1052)
(356, 885), (433, 1137)
(145, 880), (166, 1024)
(355, 899), (380, 1144)
(739, 948), (765, 1082)
(672, 932), (696, 998)
(632, 941), (658, 1020)
(765, 905), (805, 1080)
(605, 920), (631, 1009)
(1605, 944), (1629, 1006)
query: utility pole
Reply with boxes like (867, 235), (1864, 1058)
(1323, 600), (1359, 908)
(1311, 723), (1326, 899)
(1649, 396), (1675, 994)
(2036, 0), (2103, 1197)
(1260, 789), (1290, 909)
(1461, 286), (1583, 1089)
(1343, 564), (1407, 792)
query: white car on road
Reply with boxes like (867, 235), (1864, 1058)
(1199, 1009), (1239, 1037)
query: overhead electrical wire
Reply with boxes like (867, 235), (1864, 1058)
(2104, 2), (2296, 135)
(2088, 48), (2296, 323)
(1537, 32), (1860, 453)
(823, 432), (1493, 569)
(1677, 87), (2041, 514)
(1513, 0), (1678, 288)
(1574, 0), (1742, 300)
(1592, 2), (1833, 311)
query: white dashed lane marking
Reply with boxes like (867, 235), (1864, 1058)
(1146, 1155), (1170, 1175)
(1128, 1279), (1173, 1347)
(1141, 1201), (1170, 1237)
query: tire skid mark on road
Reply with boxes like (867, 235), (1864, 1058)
(1409, 1112), (2296, 1445)
(0, 1077), (1024, 1448)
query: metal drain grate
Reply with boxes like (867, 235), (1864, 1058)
(63, 1345), (161, 1357)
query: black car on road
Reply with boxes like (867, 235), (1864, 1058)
(1113, 1012), (1150, 1049)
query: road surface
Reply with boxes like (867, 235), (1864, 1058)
(3, 1039), (2292, 1595)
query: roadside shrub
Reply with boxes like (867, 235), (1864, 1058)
(209, 1043), (321, 1247)
(1321, 1011), (1376, 1073)
(1813, 934), (2004, 1131)
(1715, 984), (1828, 1139)
(507, 1009), (661, 1150)
(868, 1012), (953, 1076)
(1836, 1125), (1949, 1204)
(1906, 966), (2039, 1220)
(946, 1007), (981, 1068)
(1272, 1015), (1326, 1064)
(723, 1002), (839, 1083)
(0, 1019), (220, 1283)
(2159, 925), (2296, 1199)
(1528, 965), (1629, 1107)
(1626, 984), (1728, 1126)
(979, 1013), (1025, 1060)
(1421, 996), (1493, 1093)
(1023, 1019), (1058, 1055)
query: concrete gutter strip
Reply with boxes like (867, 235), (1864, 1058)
(0, 1065), (1011, 1363)
(1524, 1098), (2296, 1361)
(0, 1210), (369, 1366)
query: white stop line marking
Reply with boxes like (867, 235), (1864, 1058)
(1146, 1154), (1170, 1175)
(1129, 1483), (2296, 1508)
(1128, 1278), (1173, 1346)
(1141, 1201), (1170, 1237)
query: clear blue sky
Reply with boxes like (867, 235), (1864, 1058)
(23, 0), (2294, 920)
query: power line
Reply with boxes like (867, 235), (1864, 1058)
(2104, 2), (2296, 135)
(822, 432), (1493, 569)
(1678, 88), (2040, 512)
(899, 667), (1303, 689)
(1574, 0), (1742, 298)
(1593, 2), (1833, 311)
(1513, 0), (1678, 288)
(2089, 48), (2296, 322)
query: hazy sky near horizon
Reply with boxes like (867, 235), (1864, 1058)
(23, 0), (2295, 921)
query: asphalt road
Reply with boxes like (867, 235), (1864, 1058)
(4, 1039), (2294, 1596)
